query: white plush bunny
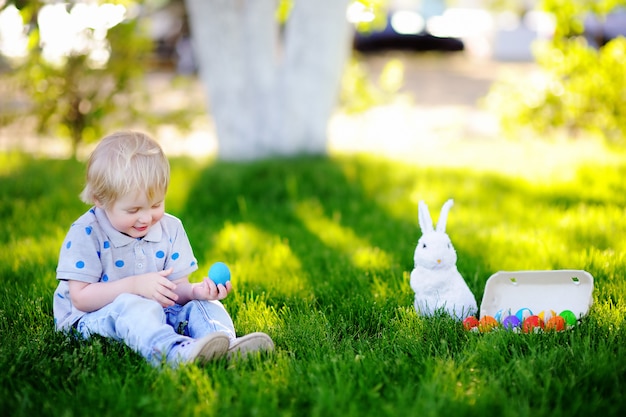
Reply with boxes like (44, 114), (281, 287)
(410, 199), (477, 320)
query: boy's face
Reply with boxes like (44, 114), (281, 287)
(99, 190), (165, 238)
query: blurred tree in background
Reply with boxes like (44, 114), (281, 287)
(485, 0), (626, 144)
(184, 0), (354, 160)
(0, 0), (387, 160)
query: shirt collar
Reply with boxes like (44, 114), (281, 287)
(94, 206), (163, 247)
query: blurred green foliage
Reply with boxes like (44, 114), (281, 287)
(339, 56), (408, 114)
(0, 0), (195, 159)
(543, 0), (624, 38)
(485, 0), (626, 144)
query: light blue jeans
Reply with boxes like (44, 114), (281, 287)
(75, 293), (236, 366)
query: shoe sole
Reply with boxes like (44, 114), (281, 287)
(194, 332), (231, 364)
(227, 332), (274, 359)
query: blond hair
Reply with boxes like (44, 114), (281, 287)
(80, 131), (170, 208)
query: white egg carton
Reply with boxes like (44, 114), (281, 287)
(479, 269), (594, 320)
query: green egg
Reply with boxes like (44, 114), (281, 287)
(559, 309), (578, 327)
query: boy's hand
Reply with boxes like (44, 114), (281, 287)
(192, 278), (232, 301)
(134, 268), (178, 307)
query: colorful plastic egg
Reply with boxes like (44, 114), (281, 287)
(538, 309), (557, 323)
(516, 308), (533, 322)
(463, 316), (479, 331)
(494, 308), (512, 323)
(208, 262), (231, 286)
(522, 315), (545, 333)
(558, 310), (578, 327)
(478, 315), (499, 333)
(502, 315), (522, 331)
(545, 316), (566, 331)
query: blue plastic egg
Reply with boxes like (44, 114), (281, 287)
(208, 262), (231, 286)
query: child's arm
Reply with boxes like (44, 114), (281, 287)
(68, 268), (179, 311)
(172, 276), (232, 305)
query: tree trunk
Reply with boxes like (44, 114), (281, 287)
(184, 0), (351, 160)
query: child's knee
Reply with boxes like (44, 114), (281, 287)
(113, 293), (164, 317)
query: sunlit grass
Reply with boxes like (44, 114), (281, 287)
(0, 151), (29, 175)
(0, 235), (61, 282)
(197, 222), (309, 299)
(295, 199), (394, 271)
(228, 293), (283, 336)
(1, 139), (626, 417)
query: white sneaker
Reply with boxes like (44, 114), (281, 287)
(171, 332), (230, 365)
(227, 332), (274, 359)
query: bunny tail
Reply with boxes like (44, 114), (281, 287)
(436, 199), (454, 233)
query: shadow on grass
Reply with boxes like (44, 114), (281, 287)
(2, 153), (624, 315)
(175, 153), (626, 325)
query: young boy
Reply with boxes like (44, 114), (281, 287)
(53, 131), (273, 366)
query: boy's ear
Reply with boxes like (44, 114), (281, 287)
(94, 198), (104, 208)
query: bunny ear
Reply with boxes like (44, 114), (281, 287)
(418, 200), (434, 233)
(436, 199), (454, 233)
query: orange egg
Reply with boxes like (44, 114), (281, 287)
(478, 315), (499, 333)
(545, 316), (566, 332)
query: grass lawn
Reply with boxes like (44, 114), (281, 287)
(1, 138), (625, 417)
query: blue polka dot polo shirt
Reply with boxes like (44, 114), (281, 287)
(53, 207), (198, 331)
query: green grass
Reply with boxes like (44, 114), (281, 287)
(1, 142), (626, 417)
